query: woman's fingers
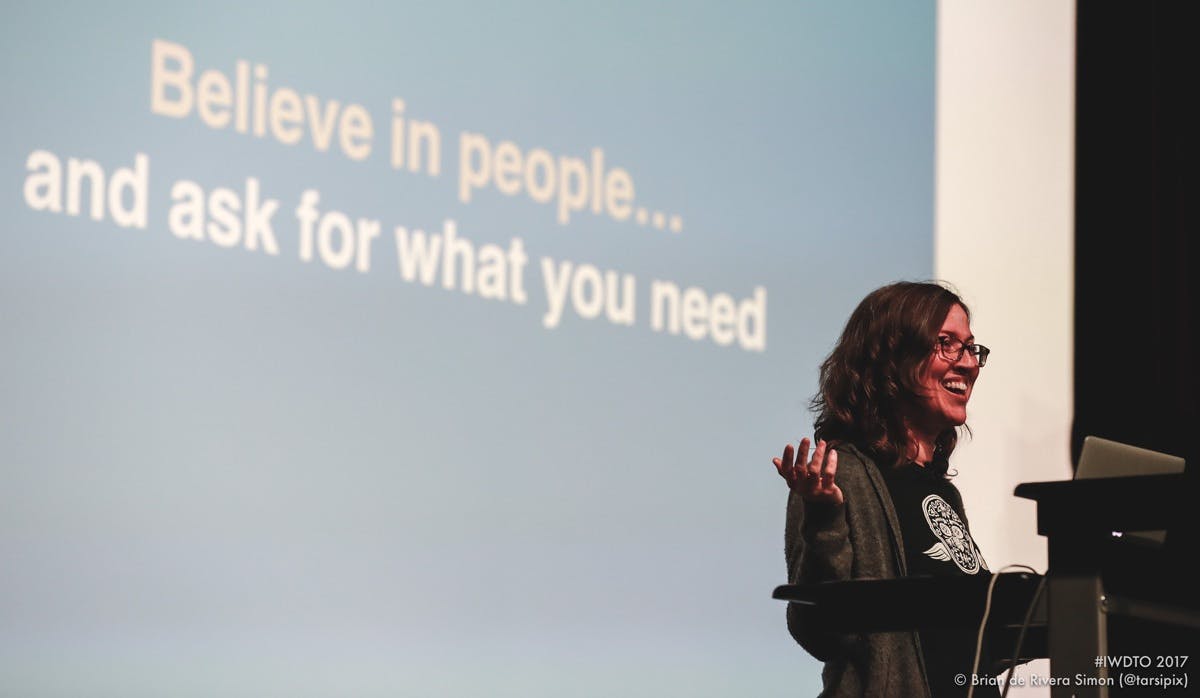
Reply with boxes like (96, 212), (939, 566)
(807, 439), (826, 480)
(821, 448), (838, 487)
(772, 439), (830, 494)
(774, 443), (796, 485)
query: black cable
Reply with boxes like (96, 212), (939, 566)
(999, 574), (1048, 698)
(968, 566), (1039, 698)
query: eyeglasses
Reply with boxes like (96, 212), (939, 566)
(936, 336), (990, 367)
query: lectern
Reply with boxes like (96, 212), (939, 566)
(1014, 473), (1198, 697)
(773, 473), (1198, 697)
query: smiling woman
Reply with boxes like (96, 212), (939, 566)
(772, 281), (998, 698)
(909, 304), (985, 457)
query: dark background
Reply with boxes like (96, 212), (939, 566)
(1074, 1), (1197, 546)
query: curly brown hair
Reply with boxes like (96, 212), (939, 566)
(811, 281), (969, 470)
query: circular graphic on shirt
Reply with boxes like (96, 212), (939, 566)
(920, 494), (983, 574)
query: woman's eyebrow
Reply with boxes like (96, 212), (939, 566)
(939, 332), (976, 342)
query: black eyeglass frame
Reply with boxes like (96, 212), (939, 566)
(936, 336), (990, 367)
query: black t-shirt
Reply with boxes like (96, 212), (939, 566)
(881, 462), (997, 698)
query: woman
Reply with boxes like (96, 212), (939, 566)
(773, 281), (995, 697)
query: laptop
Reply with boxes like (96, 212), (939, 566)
(1074, 435), (1187, 545)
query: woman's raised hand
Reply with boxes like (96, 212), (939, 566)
(772, 438), (843, 506)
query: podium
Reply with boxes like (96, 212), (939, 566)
(772, 572), (1048, 669)
(1014, 473), (1199, 697)
(773, 473), (1198, 697)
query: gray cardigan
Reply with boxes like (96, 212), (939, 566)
(785, 445), (953, 698)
